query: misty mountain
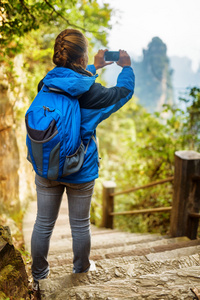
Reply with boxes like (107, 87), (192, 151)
(170, 56), (200, 105)
(103, 38), (200, 113)
(132, 37), (173, 113)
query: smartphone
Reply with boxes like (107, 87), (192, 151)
(104, 51), (120, 61)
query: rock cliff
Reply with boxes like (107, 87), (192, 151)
(0, 66), (20, 215)
(0, 225), (29, 299)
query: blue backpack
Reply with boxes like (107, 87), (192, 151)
(25, 86), (87, 180)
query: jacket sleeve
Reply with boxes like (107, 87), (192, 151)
(79, 66), (135, 126)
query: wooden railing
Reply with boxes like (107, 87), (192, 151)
(101, 150), (200, 239)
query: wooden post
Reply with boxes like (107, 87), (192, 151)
(187, 175), (200, 239)
(170, 150), (200, 239)
(101, 181), (116, 229)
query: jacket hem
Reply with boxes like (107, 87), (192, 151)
(57, 174), (99, 184)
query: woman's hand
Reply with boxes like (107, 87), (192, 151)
(94, 49), (113, 70)
(117, 50), (131, 68)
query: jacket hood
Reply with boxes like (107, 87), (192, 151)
(43, 67), (97, 97)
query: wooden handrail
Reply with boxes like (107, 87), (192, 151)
(92, 198), (102, 208)
(109, 206), (172, 216)
(192, 175), (200, 182)
(189, 212), (200, 218)
(102, 151), (200, 239)
(110, 176), (174, 197)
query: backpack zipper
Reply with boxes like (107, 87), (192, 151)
(72, 103), (76, 153)
(43, 106), (55, 116)
(54, 108), (65, 153)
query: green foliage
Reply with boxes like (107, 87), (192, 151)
(0, 0), (112, 55)
(161, 87), (200, 151)
(0, 0), (112, 90)
(1, 0), (113, 120)
(93, 87), (200, 234)
(0, 0), (113, 130)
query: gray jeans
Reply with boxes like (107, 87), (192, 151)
(31, 175), (95, 281)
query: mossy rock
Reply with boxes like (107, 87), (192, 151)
(0, 225), (29, 299)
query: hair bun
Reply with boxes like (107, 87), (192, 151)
(52, 29), (92, 76)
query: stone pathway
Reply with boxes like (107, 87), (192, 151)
(23, 198), (200, 299)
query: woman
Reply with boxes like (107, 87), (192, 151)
(31, 28), (135, 291)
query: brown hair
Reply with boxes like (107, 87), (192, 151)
(53, 29), (92, 76)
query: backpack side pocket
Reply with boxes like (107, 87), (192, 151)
(62, 142), (85, 177)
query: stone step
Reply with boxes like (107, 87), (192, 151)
(48, 232), (165, 255)
(90, 236), (187, 253)
(24, 226), (135, 254)
(55, 221), (162, 237)
(48, 249), (200, 281)
(39, 264), (200, 299)
(23, 200), (200, 299)
(48, 255), (147, 277)
(23, 200), (163, 254)
(105, 238), (200, 259)
(47, 237), (199, 268)
(94, 252), (200, 277)
(146, 244), (200, 261)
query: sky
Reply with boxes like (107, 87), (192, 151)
(103, 0), (200, 71)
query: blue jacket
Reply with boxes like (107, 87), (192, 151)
(41, 64), (135, 183)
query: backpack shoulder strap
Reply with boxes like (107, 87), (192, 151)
(45, 86), (83, 99)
